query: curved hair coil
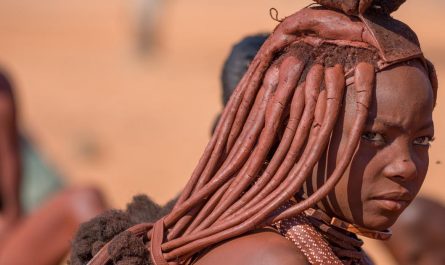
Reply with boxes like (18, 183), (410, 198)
(81, 3), (437, 265)
(150, 219), (171, 265)
(269, 7), (284, 22)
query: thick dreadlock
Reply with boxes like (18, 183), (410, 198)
(70, 1), (438, 265)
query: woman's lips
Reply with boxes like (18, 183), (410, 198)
(372, 198), (409, 211)
(371, 192), (413, 211)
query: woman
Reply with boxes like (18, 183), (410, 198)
(71, 1), (438, 264)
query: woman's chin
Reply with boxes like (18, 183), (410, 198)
(360, 212), (400, 231)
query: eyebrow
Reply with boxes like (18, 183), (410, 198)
(366, 117), (404, 131)
(417, 121), (435, 132)
(366, 117), (434, 133)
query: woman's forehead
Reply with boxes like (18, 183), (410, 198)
(342, 63), (434, 132)
(368, 65), (433, 129)
(374, 63), (433, 106)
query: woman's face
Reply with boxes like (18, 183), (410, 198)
(314, 61), (435, 230)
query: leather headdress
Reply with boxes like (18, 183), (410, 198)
(313, 0), (423, 69)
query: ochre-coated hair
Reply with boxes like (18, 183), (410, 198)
(74, 2), (438, 265)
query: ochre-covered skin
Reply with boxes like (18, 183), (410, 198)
(323, 61), (433, 231)
(78, 1), (438, 265)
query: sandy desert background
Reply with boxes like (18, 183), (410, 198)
(0, 0), (443, 264)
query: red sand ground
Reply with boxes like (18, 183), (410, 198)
(0, 1), (444, 264)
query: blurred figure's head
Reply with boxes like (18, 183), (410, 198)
(212, 34), (268, 134)
(385, 197), (445, 265)
(221, 34), (268, 105)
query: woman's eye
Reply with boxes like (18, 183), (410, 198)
(361, 132), (385, 144)
(413, 136), (434, 146)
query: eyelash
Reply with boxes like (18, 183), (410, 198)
(413, 136), (435, 146)
(361, 132), (385, 146)
(361, 132), (435, 147)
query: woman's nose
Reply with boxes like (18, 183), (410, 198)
(382, 144), (418, 182)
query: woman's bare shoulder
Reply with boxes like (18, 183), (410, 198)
(192, 228), (310, 265)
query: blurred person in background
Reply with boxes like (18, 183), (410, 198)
(0, 70), (21, 242)
(132, 0), (165, 55)
(384, 197), (445, 265)
(0, 69), (107, 265)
